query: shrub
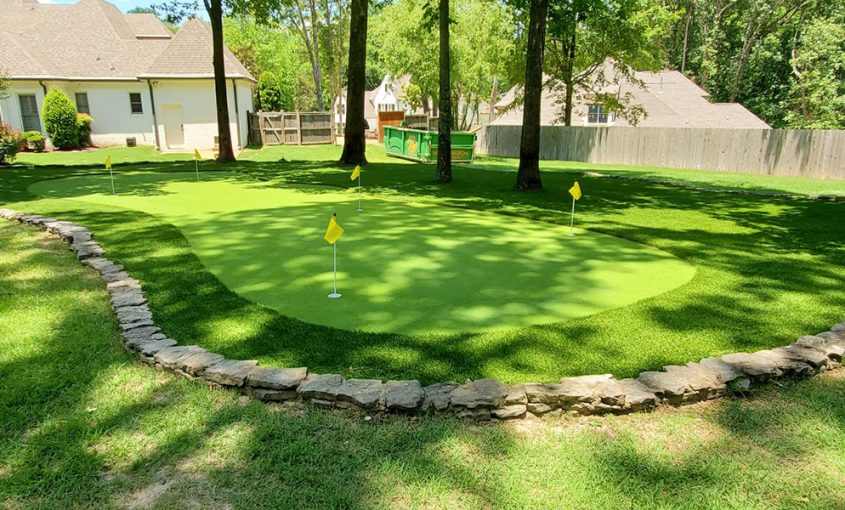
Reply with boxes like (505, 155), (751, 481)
(76, 113), (93, 147)
(256, 71), (294, 111)
(42, 90), (79, 149)
(0, 122), (21, 165)
(21, 131), (46, 152)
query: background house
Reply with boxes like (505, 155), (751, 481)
(493, 69), (770, 129)
(0, 0), (255, 151)
(334, 74), (432, 132)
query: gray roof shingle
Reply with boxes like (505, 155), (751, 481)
(0, 0), (254, 81)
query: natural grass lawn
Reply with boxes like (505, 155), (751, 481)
(1, 221), (844, 509)
(1, 144), (844, 384)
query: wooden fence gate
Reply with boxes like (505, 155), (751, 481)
(248, 111), (335, 146)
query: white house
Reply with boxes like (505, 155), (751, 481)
(334, 74), (429, 131)
(0, 0), (255, 151)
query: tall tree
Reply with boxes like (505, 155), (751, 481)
(515, 0), (548, 191)
(340, 0), (368, 165)
(204, 0), (237, 162)
(436, 0), (452, 182)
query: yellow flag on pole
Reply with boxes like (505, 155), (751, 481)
(569, 181), (582, 201)
(324, 213), (344, 245)
(193, 148), (202, 160)
(105, 155), (112, 170)
(350, 165), (361, 181)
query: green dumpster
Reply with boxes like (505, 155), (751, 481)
(383, 126), (476, 163)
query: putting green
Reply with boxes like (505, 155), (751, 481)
(30, 172), (695, 335)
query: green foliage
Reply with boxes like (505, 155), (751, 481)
(544, 0), (678, 125)
(660, 0), (844, 129)
(21, 131), (46, 152)
(256, 71), (293, 111)
(783, 16), (845, 129)
(0, 122), (20, 165)
(224, 15), (312, 110)
(41, 90), (79, 149)
(370, 0), (517, 129)
(0, 69), (9, 101)
(76, 113), (94, 147)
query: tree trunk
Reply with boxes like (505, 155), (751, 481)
(437, 0), (452, 183)
(308, 0), (325, 110)
(206, 0), (235, 162)
(340, 0), (367, 165)
(516, 0), (548, 191)
(681, 7), (691, 73)
(563, 27), (576, 126)
(489, 77), (498, 123)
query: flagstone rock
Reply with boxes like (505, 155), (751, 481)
(74, 242), (104, 259)
(103, 271), (132, 284)
(450, 379), (508, 409)
(663, 363), (726, 400)
(753, 349), (814, 378)
(636, 371), (689, 404)
(719, 352), (783, 379)
(421, 382), (458, 412)
(203, 359), (259, 387)
(116, 305), (153, 323)
(122, 326), (163, 345)
(774, 345), (829, 369)
(493, 404), (527, 419)
(154, 345), (206, 369)
(247, 367), (307, 390)
(594, 379), (627, 408)
(252, 388), (299, 401)
(108, 277), (142, 290)
(504, 384), (528, 405)
(527, 403), (554, 415)
(615, 379), (659, 412)
(119, 318), (155, 332)
(298, 374), (344, 401)
(135, 338), (178, 356)
(384, 380), (424, 411)
(111, 291), (147, 309)
(178, 350), (226, 376)
(699, 357), (747, 384)
(336, 379), (384, 409)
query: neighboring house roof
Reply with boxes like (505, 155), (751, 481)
(493, 67), (770, 129)
(0, 0), (254, 82)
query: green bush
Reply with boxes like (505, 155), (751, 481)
(0, 122), (21, 165)
(42, 90), (79, 149)
(21, 131), (46, 152)
(256, 71), (294, 111)
(76, 113), (93, 147)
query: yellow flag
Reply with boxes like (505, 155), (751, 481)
(324, 213), (344, 245)
(193, 148), (202, 160)
(350, 165), (361, 181)
(569, 181), (582, 201)
(105, 155), (112, 170)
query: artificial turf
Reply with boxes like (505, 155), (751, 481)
(2, 220), (844, 509)
(2, 144), (844, 384)
(29, 172), (694, 335)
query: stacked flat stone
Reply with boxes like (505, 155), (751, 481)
(3, 207), (844, 420)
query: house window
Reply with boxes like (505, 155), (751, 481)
(18, 94), (42, 132)
(129, 93), (143, 114)
(378, 103), (396, 112)
(75, 93), (90, 115)
(587, 104), (609, 124)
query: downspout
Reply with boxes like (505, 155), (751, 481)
(147, 80), (161, 151)
(38, 80), (48, 95)
(231, 79), (241, 148)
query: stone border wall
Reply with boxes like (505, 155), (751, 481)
(3, 207), (844, 421)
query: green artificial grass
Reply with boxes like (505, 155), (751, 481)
(1, 144), (844, 385)
(29, 172), (694, 335)
(13, 145), (193, 166)
(2, 221), (844, 509)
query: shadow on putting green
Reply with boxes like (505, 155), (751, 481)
(29, 172), (696, 335)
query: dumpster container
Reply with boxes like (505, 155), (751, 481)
(383, 125), (476, 163)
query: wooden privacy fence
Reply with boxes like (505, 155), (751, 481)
(248, 111), (334, 146)
(478, 125), (845, 180)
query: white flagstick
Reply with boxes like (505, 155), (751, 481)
(109, 167), (115, 195)
(357, 173), (363, 212)
(568, 196), (576, 236)
(328, 242), (342, 298)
